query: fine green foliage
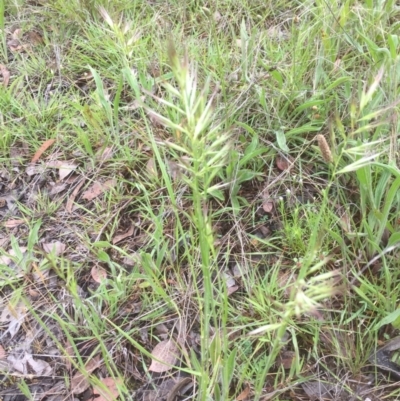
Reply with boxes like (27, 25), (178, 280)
(0, 0), (400, 400)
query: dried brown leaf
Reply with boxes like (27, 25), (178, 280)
(146, 158), (157, 177)
(82, 179), (116, 201)
(277, 350), (296, 369)
(236, 384), (250, 401)
(66, 178), (85, 213)
(96, 147), (114, 162)
(45, 160), (78, 180)
(93, 377), (122, 401)
(26, 31), (44, 45)
(276, 155), (291, 171)
(26, 354), (52, 375)
(43, 241), (66, 256)
(0, 254), (11, 266)
(112, 225), (134, 244)
(0, 301), (26, 338)
(58, 162), (78, 180)
(0, 345), (6, 360)
(7, 39), (22, 52)
(0, 64), (10, 87)
(64, 340), (74, 370)
(26, 164), (45, 176)
(7, 352), (51, 376)
(4, 219), (25, 228)
(70, 355), (102, 394)
(31, 139), (56, 163)
(262, 201), (274, 213)
(91, 266), (107, 283)
(50, 182), (67, 196)
(11, 29), (22, 40)
(227, 285), (239, 296)
(149, 339), (179, 373)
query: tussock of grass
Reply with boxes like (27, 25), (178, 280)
(0, 1), (400, 400)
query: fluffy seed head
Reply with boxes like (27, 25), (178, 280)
(315, 134), (333, 163)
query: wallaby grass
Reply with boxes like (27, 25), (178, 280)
(0, 0), (400, 400)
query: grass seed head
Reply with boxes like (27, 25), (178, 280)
(315, 134), (333, 163)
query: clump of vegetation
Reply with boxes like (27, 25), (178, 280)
(0, 1), (399, 400)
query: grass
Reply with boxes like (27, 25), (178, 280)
(0, 0), (400, 400)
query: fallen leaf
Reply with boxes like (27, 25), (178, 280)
(45, 160), (78, 180)
(227, 285), (239, 296)
(91, 265), (107, 283)
(96, 147), (114, 162)
(49, 182), (67, 195)
(0, 254), (11, 266)
(5, 146), (27, 170)
(93, 377), (122, 401)
(0, 237), (7, 247)
(213, 11), (222, 22)
(167, 160), (183, 181)
(3, 219), (25, 228)
(112, 225), (134, 245)
(7, 39), (22, 52)
(26, 31), (44, 45)
(31, 139), (56, 163)
(7, 352), (52, 376)
(277, 350), (296, 369)
(146, 158), (157, 177)
(82, 179), (116, 201)
(11, 28), (22, 40)
(333, 58), (341, 72)
(28, 288), (40, 298)
(0, 345), (6, 359)
(0, 301), (27, 338)
(71, 355), (102, 394)
(43, 241), (66, 256)
(0, 246), (27, 266)
(26, 354), (52, 375)
(66, 178), (85, 213)
(276, 155), (291, 171)
(262, 201), (274, 213)
(58, 162), (78, 180)
(236, 384), (250, 401)
(26, 164), (46, 176)
(0, 64), (10, 87)
(223, 271), (236, 288)
(149, 339), (179, 373)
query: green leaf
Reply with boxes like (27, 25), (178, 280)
(93, 241), (112, 248)
(98, 250), (110, 262)
(388, 232), (400, 247)
(285, 124), (322, 137)
(336, 153), (383, 174)
(378, 309), (400, 329)
(207, 187), (225, 201)
(275, 130), (289, 152)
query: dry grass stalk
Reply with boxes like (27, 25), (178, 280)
(315, 134), (333, 163)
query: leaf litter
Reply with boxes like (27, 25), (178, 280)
(93, 377), (122, 401)
(149, 339), (180, 373)
(82, 179), (117, 201)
